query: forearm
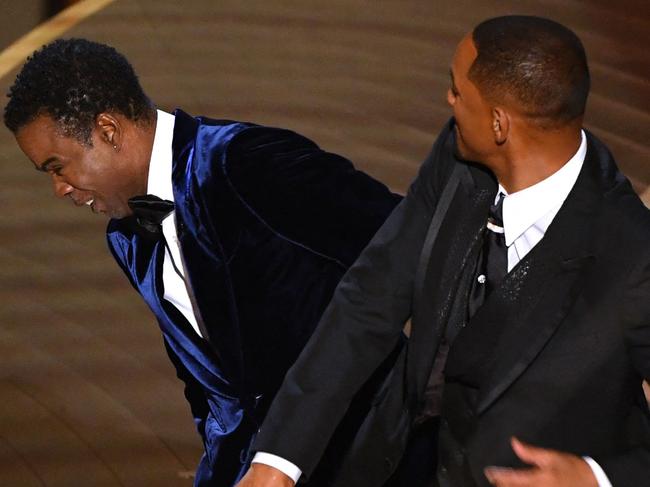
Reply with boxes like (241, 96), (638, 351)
(252, 126), (456, 475)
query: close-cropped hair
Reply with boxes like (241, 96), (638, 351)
(4, 38), (154, 144)
(469, 15), (590, 128)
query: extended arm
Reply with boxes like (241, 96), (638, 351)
(247, 122), (456, 478)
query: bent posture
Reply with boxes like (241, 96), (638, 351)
(5, 39), (402, 486)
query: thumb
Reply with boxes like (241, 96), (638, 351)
(511, 437), (553, 468)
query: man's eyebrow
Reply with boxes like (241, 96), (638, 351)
(35, 157), (57, 172)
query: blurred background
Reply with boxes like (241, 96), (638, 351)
(0, 1), (80, 50)
(0, 0), (648, 485)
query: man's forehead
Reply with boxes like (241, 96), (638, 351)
(18, 115), (85, 149)
(17, 114), (58, 138)
(453, 34), (477, 71)
(15, 116), (65, 165)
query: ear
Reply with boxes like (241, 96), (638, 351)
(491, 107), (509, 145)
(95, 113), (122, 151)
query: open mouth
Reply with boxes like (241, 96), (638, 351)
(84, 198), (103, 214)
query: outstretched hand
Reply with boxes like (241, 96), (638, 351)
(235, 463), (295, 487)
(484, 437), (599, 487)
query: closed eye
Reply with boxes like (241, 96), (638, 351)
(37, 158), (64, 177)
(36, 157), (57, 173)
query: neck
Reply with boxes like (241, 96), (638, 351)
(490, 120), (582, 194)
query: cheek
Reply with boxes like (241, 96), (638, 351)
(72, 155), (111, 191)
(65, 166), (94, 190)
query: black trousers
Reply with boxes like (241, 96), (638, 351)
(383, 416), (440, 487)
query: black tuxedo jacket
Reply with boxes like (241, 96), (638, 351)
(254, 119), (650, 487)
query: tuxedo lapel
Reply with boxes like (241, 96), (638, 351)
(169, 109), (249, 389)
(475, 255), (594, 414)
(454, 145), (603, 415)
(409, 162), (496, 400)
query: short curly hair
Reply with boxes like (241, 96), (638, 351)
(4, 38), (155, 144)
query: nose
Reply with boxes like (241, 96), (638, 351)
(52, 174), (74, 198)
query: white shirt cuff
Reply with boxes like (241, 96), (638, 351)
(252, 452), (302, 484)
(583, 456), (613, 487)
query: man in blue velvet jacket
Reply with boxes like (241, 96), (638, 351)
(5, 39), (401, 486)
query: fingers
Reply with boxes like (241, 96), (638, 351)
(485, 439), (593, 487)
(510, 436), (554, 468)
(483, 438), (554, 486)
(484, 466), (538, 486)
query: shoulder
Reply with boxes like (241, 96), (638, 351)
(587, 130), (650, 256)
(586, 130), (650, 229)
(223, 124), (325, 177)
(181, 112), (324, 182)
(221, 124), (358, 196)
(605, 184), (650, 251)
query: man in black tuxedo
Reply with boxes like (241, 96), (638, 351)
(238, 16), (650, 487)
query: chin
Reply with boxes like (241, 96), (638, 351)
(106, 207), (129, 219)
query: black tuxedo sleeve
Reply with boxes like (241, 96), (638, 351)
(599, 250), (650, 486)
(225, 126), (402, 267)
(252, 122), (456, 476)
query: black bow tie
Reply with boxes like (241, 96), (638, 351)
(128, 194), (175, 234)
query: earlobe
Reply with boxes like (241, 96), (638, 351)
(492, 108), (509, 145)
(96, 113), (121, 151)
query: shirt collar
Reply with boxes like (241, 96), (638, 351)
(146, 109), (176, 202)
(500, 130), (587, 247)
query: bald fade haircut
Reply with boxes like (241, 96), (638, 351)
(4, 38), (155, 145)
(469, 15), (590, 128)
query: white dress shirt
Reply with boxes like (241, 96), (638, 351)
(254, 130), (611, 487)
(500, 130), (585, 271)
(146, 109), (203, 338)
(148, 110), (298, 480)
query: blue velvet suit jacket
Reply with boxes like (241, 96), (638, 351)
(106, 110), (401, 486)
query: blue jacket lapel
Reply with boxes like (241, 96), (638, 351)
(170, 109), (258, 391)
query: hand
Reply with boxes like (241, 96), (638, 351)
(235, 463), (295, 487)
(484, 437), (598, 487)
